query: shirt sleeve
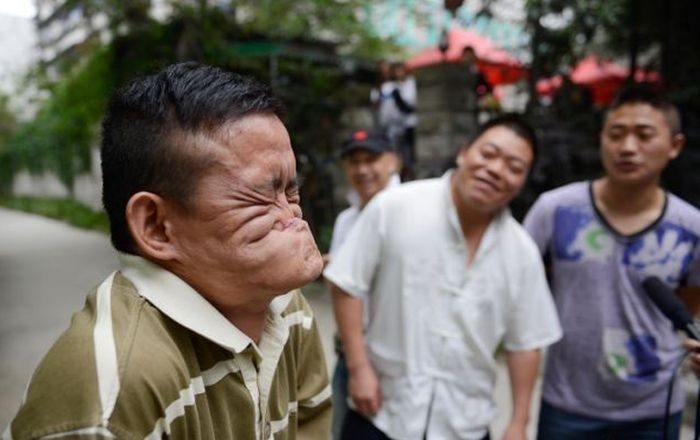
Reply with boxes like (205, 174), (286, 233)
(684, 237), (700, 286)
(323, 195), (384, 300)
(327, 212), (344, 257)
(523, 194), (554, 256)
(294, 294), (332, 439)
(503, 237), (562, 351)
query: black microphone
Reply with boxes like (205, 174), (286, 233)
(643, 276), (700, 341)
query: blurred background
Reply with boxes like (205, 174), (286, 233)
(1, 0), (700, 436)
(1, 0), (699, 247)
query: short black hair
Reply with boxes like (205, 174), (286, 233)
(607, 84), (681, 135)
(101, 62), (284, 254)
(462, 113), (538, 164)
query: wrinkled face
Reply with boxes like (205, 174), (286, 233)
(342, 149), (398, 206)
(170, 114), (323, 303)
(601, 103), (682, 187)
(452, 126), (533, 213)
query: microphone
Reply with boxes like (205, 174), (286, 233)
(643, 276), (700, 341)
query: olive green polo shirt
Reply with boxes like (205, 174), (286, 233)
(4, 254), (331, 439)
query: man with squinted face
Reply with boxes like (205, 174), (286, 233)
(525, 85), (700, 440)
(4, 63), (331, 439)
(325, 114), (562, 440)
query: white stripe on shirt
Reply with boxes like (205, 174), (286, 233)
(93, 272), (121, 424)
(300, 384), (332, 408)
(145, 359), (241, 439)
(284, 311), (313, 330)
(42, 426), (116, 439)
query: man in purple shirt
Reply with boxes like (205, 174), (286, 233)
(524, 85), (700, 439)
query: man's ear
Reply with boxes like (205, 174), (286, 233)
(390, 152), (402, 174)
(125, 192), (179, 261)
(456, 146), (468, 166)
(669, 133), (685, 160)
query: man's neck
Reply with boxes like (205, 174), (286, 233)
(593, 177), (665, 235)
(451, 181), (494, 265)
(595, 177), (662, 214)
(218, 300), (271, 345)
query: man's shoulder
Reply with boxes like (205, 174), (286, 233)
(538, 181), (589, 204)
(8, 284), (105, 438)
(528, 181), (590, 220)
(381, 177), (443, 205)
(8, 272), (195, 439)
(334, 205), (360, 228)
(501, 214), (543, 257)
(666, 193), (700, 229)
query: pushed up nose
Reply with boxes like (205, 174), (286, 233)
(273, 193), (302, 230)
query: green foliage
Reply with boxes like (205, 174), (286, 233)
(0, 93), (17, 193)
(3, 0), (392, 237)
(525, 0), (628, 78)
(0, 196), (109, 232)
(5, 48), (116, 193)
(525, 0), (700, 111)
(233, 0), (389, 57)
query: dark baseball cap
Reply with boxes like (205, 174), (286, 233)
(340, 130), (394, 158)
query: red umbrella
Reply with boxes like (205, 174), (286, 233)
(405, 27), (527, 85)
(536, 75), (563, 97)
(570, 55), (628, 84)
(537, 55), (662, 105)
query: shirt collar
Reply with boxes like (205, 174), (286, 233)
(118, 253), (293, 355)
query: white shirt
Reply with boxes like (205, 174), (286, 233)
(324, 172), (562, 440)
(396, 75), (417, 128)
(329, 174), (401, 258)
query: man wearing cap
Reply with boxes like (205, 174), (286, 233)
(326, 129), (401, 440)
(325, 114), (561, 440)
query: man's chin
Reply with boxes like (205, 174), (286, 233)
(301, 243), (324, 280)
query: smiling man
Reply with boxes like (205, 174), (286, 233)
(524, 85), (700, 439)
(326, 130), (400, 440)
(325, 114), (561, 440)
(4, 63), (331, 439)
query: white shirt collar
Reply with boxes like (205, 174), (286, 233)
(118, 253), (293, 355)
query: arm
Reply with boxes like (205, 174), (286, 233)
(331, 283), (381, 416)
(502, 349), (541, 440)
(391, 88), (415, 113)
(678, 286), (700, 375)
(678, 286), (700, 317)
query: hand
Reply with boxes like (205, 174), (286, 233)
(348, 363), (382, 417)
(501, 421), (527, 440)
(683, 338), (700, 376)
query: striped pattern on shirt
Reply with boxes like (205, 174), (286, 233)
(5, 271), (331, 440)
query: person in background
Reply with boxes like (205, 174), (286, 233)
(325, 129), (401, 440)
(391, 63), (417, 180)
(461, 46), (493, 107)
(4, 63), (331, 440)
(371, 60), (399, 139)
(326, 114), (561, 440)
(524, 85), (700, 440)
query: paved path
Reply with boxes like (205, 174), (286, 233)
(2, 207), (694, 438)
(0, 208), (118, 429)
